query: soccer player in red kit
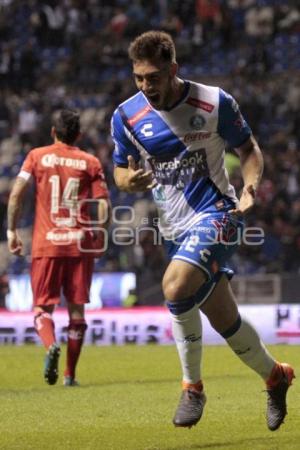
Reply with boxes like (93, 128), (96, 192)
(7, 109), (110, 386)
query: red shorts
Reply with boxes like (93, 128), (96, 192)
(31, 257), (94, 306)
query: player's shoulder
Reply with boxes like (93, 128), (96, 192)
(113, 91), (146, 117)
(26, 144), (56, 158)
(189, 81), (237, 110)
(70, 146), (96, 161)
(74, 148), (102, 170)
(185, 80), (222, 114)
(188, 80), (220, 95)
(118, 91), (143, 109)
(218, 88), (241, 114)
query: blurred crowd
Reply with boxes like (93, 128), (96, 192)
(0, 0), (299, 283)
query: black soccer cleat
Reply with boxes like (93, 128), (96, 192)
(44, 343), (61, 385)
(173, 387), (207, 428)
(266, 363), (295, 431)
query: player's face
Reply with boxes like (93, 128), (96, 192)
(133, 60), (175, 110)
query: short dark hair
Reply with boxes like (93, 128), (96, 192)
(53, 109), (80, 145)
(128, 30), (176, 64)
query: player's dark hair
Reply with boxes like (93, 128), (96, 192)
(128, 30), (176, 64)
(53, 109), (80, 145)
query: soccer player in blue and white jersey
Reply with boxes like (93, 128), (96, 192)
(111, 31), (294, 431)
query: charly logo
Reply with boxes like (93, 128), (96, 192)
(141, 123), (153, 137)
(189, 114), (206, 130)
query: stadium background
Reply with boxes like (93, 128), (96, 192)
(0, 0), (299, 309)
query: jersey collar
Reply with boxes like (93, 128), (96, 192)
(164, 81), (190, 111)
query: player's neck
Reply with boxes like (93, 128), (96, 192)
(166, 77), (185, 109)
(54, 137), (68, 146)
(54, 136), (63, 145)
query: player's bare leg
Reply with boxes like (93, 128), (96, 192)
(200, 275), (295, 431)
(34, 305), (61, 385)
(163, 260), (207, 427)
(64, 304), (87, 386)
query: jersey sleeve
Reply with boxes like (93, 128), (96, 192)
(90, 157), (109, 199)
(217, 89), (252, 148)
(111, 108), (140, 167)
(18, 150), (35, 180)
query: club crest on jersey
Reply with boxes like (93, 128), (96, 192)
(189, 114), (206, 130)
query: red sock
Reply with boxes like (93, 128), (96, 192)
(34, 312), (56, 349)
(64, 320), (87, 379)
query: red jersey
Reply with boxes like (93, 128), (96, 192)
(19, 142), (109, 257)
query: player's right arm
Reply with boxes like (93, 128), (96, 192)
(7, 150), (35, 255)
(111, 109), (154, 193)
(88, 156), (112, 245)
(7, 176), (30, 255)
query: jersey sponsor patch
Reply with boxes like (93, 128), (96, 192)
(46, 229), (84, 244)
(186, 97), (214, 113)
(183, 132), (211, 143)
(41, 153), (87, 170)
(127, 105), (152, 126)
(149, 148), (209, 190)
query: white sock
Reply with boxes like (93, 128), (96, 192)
(226, 317), (275, 380)
(171, 304), (202, 384)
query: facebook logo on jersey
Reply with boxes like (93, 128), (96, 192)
(149, 148), (209, 190)
(140, 123), (153, 137)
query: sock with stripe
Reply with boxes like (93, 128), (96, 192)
(223, 315), (275, 380)
(64, 319), (87, 379)
(167, 298), (203, 385)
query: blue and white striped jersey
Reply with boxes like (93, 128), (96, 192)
(112, 81), (251, 239)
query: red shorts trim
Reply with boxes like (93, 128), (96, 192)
(31, 257), (94, 307)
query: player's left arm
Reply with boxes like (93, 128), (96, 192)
(7, 177), (30, 255)
(218, 89), (263, 215)
(233, 135), (264, 214)
(90, 156), (112, 231)
(111, 109), (155, 193)
(97, 197), (111, 230)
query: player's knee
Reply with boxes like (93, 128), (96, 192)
(68, 304), (85, 321)
(33, 311), (54, 330)
(163, 279), (190, 302)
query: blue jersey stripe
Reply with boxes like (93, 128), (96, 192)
(121, 94), (187, 158)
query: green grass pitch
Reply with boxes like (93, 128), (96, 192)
(0, 345), (299, 450)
